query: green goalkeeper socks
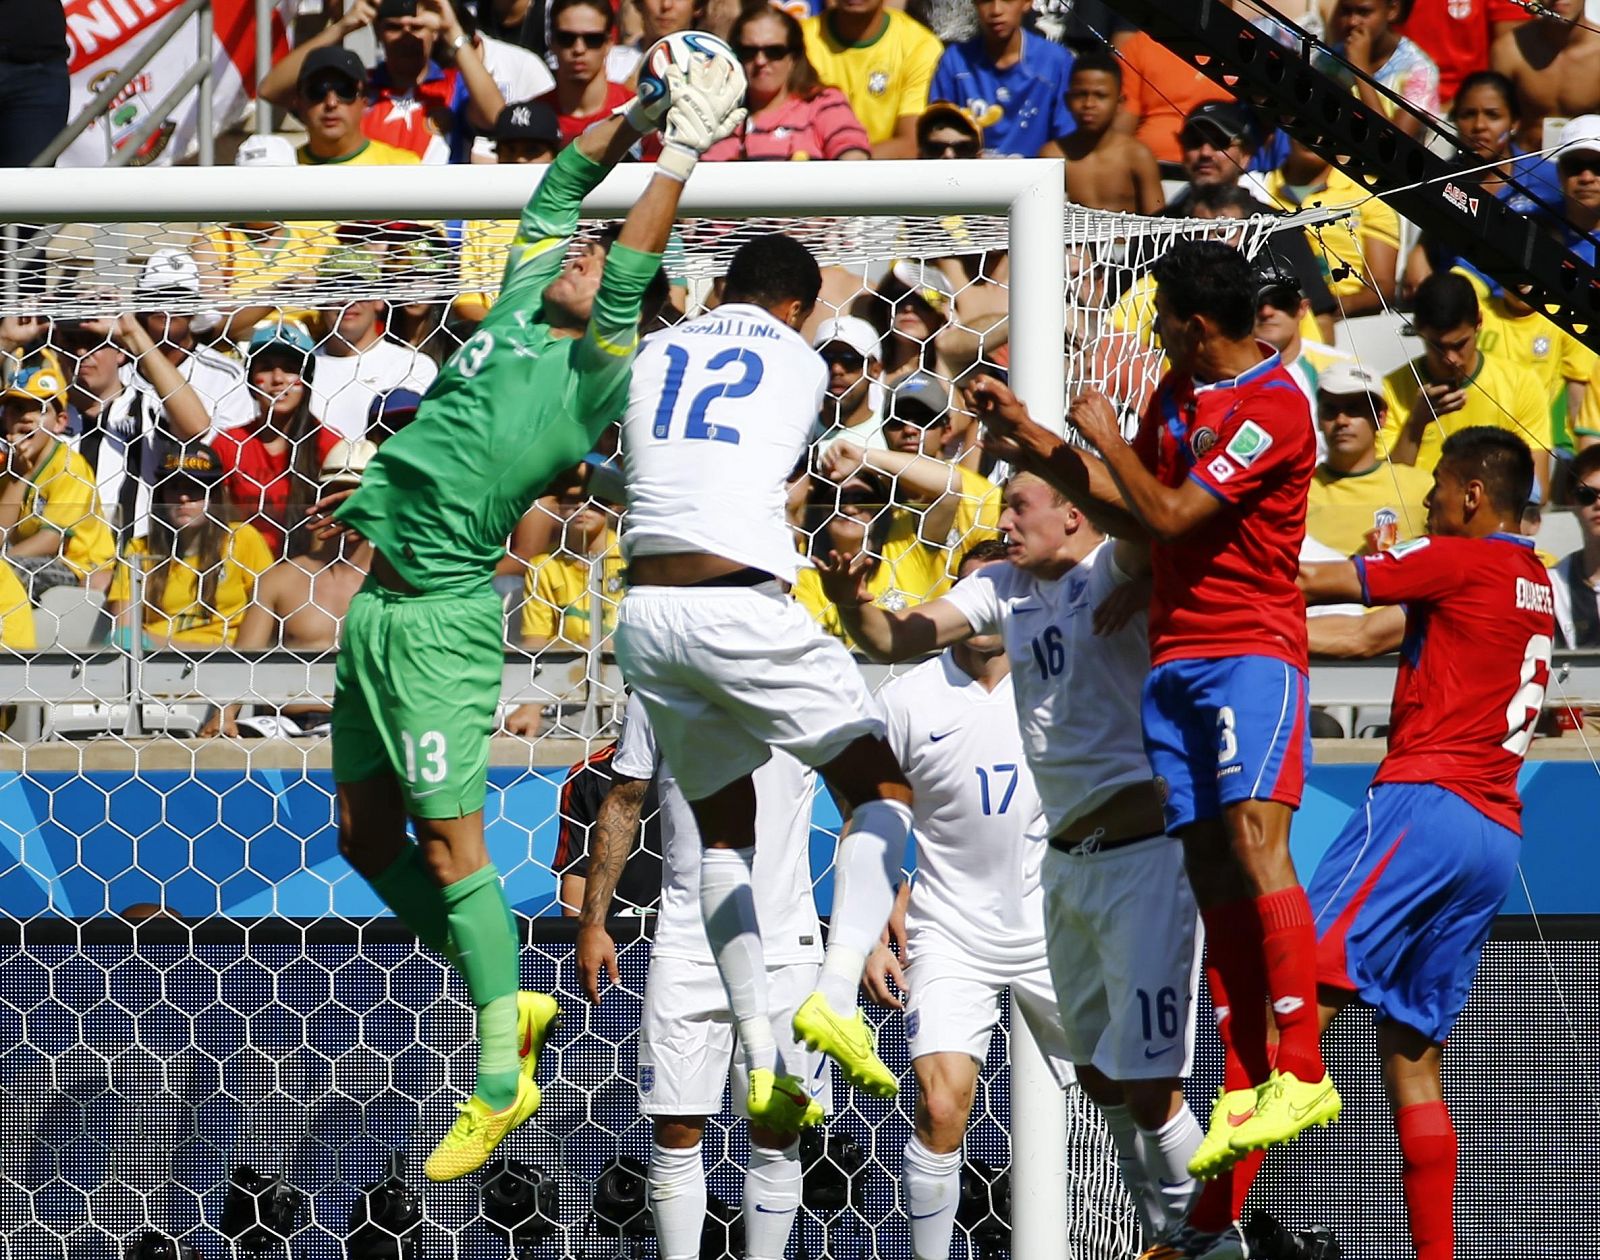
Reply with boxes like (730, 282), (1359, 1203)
(440, 863), (523, 1111)
(370, 846), (455, 962)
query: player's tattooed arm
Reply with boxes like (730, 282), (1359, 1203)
(576, 774), (649, 1004)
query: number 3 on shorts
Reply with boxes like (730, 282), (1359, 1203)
(402, 730), (449, 786)
(1215, 705), (1238, 764)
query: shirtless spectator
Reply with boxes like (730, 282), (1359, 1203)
(1318, 0), (1442, 138)
(203, 440), (377, 738)
(1491, 0), (1600, 151)
(1042, 50), (1163, 215)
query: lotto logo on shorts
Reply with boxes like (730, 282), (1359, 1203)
(640, 1065), (655, 1094)
(906, 1010), (920, 1041)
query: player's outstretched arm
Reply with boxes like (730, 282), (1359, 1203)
(575, 774), (650, 1004)
(1306, 605), (1406, 658)
(818, 550), (973, 662)
(1298, 559), (1367, 606)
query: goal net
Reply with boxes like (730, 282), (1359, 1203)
(0, 161), (1296, 1260)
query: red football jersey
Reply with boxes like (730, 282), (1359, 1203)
(1395, 0), (1526, 103)
(1355, 532), (1555, 833)
(1132, 348), (1315, 670)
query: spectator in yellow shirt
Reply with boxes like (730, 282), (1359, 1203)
(1306, 362), (1433, 558)
(107, 446), (274, 649)
(0, 560), (33, 652)
(518, 488), (626, 652)
(285, 48), (424, 167)
(0, 362), (115, 596)
(803, 0), (943, 157)
(1380, 271), (1551, 500)
(1573, 353), (1600, 452)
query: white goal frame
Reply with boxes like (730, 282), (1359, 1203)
(4, 157), (1078, 1255)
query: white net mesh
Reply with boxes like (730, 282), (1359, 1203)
(0, 189), (1299, 1260)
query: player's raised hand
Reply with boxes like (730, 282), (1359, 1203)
(661, 57), (748, 154)
(815, 548), (874, 608)
(817, 438), (868, 483)
(1067, 387), (1120, 451)
(307, 487), (366, 546)
(576, 922), (620, 1005)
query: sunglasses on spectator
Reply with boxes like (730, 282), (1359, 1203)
(552, 29), (609, 49)
(736, 43), (792, 62)
(922, 137), (980, 159)
(821, 348), (865, 370)
(1575, 484), (1600, 507)
(305, 76), (362, 103)
(1559, 154), (1600, 177)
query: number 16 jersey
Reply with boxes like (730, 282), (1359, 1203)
(620, 303), (827, 583)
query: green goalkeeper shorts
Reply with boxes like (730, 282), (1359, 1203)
(332, 582), (505, 819)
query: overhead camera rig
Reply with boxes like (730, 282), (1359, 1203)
(1102, 0), (1600, 351)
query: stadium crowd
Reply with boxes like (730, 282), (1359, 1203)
(2, 0), (1600, 732)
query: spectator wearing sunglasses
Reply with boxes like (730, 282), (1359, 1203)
(928, 0), (1073, 158)
(703, 1), (869, 161)
(1556, 114), (1600, 270)
(284, 48), (423, 166)
(1552, 444), (1600, 648)
(916, 100), (982, 159)
(813, 316), (886, 449)
(538, 0), (636, 147)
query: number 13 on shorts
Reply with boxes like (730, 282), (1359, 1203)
(402, 729), (449, 787)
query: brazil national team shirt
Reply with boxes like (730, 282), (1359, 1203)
(1354, 533), (1555, 833)
(1132, 346), (1315, 671)
(930, 31), (1075, 156)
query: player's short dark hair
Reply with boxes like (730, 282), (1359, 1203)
(593, 222), (672, 319)
(1570, 443), (1600, 486)
(721, 232), (822, 313)
(1070, 49), (1121, 85)
(1150, 239), (1257, 340)
(1439, 426), (1535, 515)
(1189, 184), (1258, 217)
(549, 0), (614, 32)
(1411, 271), (1480, 334)
(958, 538), (1010, 573)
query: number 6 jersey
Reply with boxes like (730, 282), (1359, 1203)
(620, 302), (827, 583)
(1354, 532), (1556, 832)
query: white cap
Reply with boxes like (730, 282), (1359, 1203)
(890, 259), (957, 312)
(235, 134), (298, 168)
(319, 438), (380, 486)
(1316, 361), (1384, 399)
(812, 315), (880, 359)
(135, 248), (201, 295)
(1559, 114), (1600, 161)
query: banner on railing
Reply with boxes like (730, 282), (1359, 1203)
(63, 0), (291, 166)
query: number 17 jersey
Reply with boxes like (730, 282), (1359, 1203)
(620, 303), (827, 583)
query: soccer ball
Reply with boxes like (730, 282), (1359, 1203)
(636, 30), (744, 117)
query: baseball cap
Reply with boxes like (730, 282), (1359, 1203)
(1256, 264), (1303, 310)
(812, 316), (880, 360)
(135, 248), (201, 296)
(320, 438), (379, 487)
(1316, 361), (1385, 401)
(883, 372), (951, 424)
(235, 134), (297, 168)
(317, 247), (384, 285)
(368, 387), (424, 437)
(247, 321), (316, 357)
(158, 442), (225, 487)
(495, 100), (559, 144)
(298, 46), (367, 90)
(889, 260), (956, 314)
(916, 102), (983, 149)
(1, 355), (68, 409)
(377, 0), (418, 18)
(1559, 114), (1600, 162)
(1180, 101), (1258, 150)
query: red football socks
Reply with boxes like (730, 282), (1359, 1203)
(1397, 1101), (1456, 1260)
(1255, 887), (1326, 1083)
(1201, 899), (1271, 1087)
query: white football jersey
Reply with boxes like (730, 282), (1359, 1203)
(620, 303), (827, 583)
(612, 692), (822, 965)
(879, 652), (1048, 964)
(943, 541), (1153, 835)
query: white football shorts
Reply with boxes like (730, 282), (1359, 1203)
(903, 937), (1076, 1088)
(615, 583), (885, 800)
(636, 953), (834, 1118)
(1040, 836), (1202, 1080)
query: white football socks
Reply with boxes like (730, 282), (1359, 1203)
(647, 1141), (706, 1260)
(699, 846), (777, 1074)
(1139, 1106), (1204, 1235)
(818, 799), (913, 1011)
(902, 1136), (962, 1260)
(1099, 1101), (1161, 1240)
(743, 1141), (803, 1260)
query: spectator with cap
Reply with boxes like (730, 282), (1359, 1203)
(366, 387), (425, 444)
(0, 361), (115, 597)
(131, 250), (256, 434)
(1491, 0), (1600, 151)
(1113, 26), (1233, 168)
(263, 0), (502, 164)
(703, 1), (869, 161)
(1262, 135), (1400, 318)
(1306, 361), (1432, 558)
(539, 0), (636, 148)
(213, 323), (343, 558)
(107, 444), (275, 650)
(1041, 49), (1164, 215)
(929, 0), (1073, 158)
(916, 99), (983, 159)
(1317, 0), (1442, 138)
(1255, 266), (1356, 421)
(310, 249), (439, 440)
(814, 315), (885, 448)
(204, 439), (378, 738)
(1556, 114), (1600, 268)
(803, 0), (944, 158)
(273, 46), (423, 166)
(195, 136), (338, 344)
(462, 2), (556, 160)
(1551, 444), (1600, 648)
(860, 258), (962, 385)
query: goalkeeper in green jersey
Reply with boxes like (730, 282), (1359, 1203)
(308, 52), (747, 1183)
